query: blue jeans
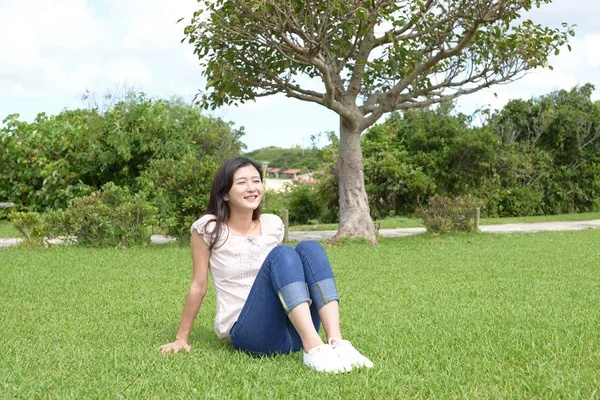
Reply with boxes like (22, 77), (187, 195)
(230, 240), (340, 356)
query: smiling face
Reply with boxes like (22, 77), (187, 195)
(223, 164), (264, 213)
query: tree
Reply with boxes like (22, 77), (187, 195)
(491, 84), (600, 169)
(244, 146), (323, 171)
(184, 0), (572, 243)
(488, 84), (600, 213)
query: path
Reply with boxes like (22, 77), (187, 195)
(1, 220), (599, 248)
(287, 220), (600, 241)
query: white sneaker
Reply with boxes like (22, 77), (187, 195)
(303, 344), (352, 373)
(329, 338), (374, 369)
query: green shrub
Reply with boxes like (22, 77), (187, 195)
(261, 188), (288, 216)
(285, 183), (322, 225)
(42, 209), (78, 244)
(138, 156), (217, 240)
(8, 211), (45, 247)
(44, 182), (158, 247)
(419, 194), (482, 233)
(312, 166), (339, 224)
(0, 94), (244, 213)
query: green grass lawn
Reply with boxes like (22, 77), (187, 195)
(0, 220), (19, 238)
(1, 230), (599, 398)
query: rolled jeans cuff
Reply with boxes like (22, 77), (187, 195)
(278, 281), (311, 314)
(309, 278), (340, 310)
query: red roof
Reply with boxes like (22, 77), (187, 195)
(283, 169), (301, 174)
(267, 168), (280, 173)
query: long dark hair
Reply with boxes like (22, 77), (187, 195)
(204, 156), (263, 250)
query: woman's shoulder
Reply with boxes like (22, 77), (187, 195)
(260, 213), (283, 226)
(260, 213), (284, 239)
(190, 214), (218, 234)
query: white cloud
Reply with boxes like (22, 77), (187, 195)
(524, 1), (600, 35)
(584, 35), (600, 68)
(233, 94), (286, 112)
(0, 0), (202, 101)
(105, 59), (153, 86)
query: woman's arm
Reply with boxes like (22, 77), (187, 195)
(160, 232), (210, 353)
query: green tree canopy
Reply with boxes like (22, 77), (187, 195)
(244, 146), (323, 171)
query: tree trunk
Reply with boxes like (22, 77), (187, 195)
(332, 117), (377, 244)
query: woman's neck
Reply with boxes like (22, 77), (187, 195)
(227, 210), (258, 236)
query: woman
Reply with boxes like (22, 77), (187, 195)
(160, 157), (372, 373)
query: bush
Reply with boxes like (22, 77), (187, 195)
(0, 94), (245, 213)
(44, 182), (158, 247)
(137, 156), (217, 240)
(261, 188), (288, 216)
(8, 212), (45, 248)
(42, 209), (78, 244)
(285, 183), (322, 225)
(310, 163), (339, 224)
(419, 194), (482, 233)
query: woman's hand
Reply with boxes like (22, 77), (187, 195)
(160, 339), (191, 354)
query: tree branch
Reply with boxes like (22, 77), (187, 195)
(374, 17), (451, 47)
(361, 22), (481, 127)
(359, 72), (523, 130)
(373, 0), (437, 47)
(347, 25), (377, 97)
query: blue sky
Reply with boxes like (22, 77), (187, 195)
(1, 0), (599, 151)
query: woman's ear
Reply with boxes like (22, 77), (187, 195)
(223, 194), (229, 202)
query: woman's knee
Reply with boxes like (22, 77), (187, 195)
(267, 245), (304, 281)
(295, 241), (331, 273)
(269, 244), (300, 265)
(295, 240), (324, 255)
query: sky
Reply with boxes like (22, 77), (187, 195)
(1, 0), (599, 151)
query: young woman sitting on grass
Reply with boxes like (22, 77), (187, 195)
(160, 157), (373, 373)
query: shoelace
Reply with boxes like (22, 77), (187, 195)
(309, 343), (333, 356)
(328, 338), (349, 348)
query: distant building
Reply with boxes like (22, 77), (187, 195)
(282, 169), (301, 179)
(266, 167), (280, 178)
